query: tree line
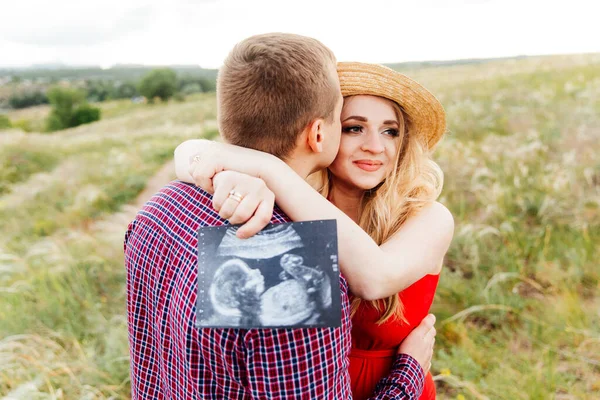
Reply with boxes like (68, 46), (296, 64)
(1, 68), (217, 132)
(5, 68), (217, 109)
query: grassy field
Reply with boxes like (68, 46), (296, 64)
(1, 55), (599, 399)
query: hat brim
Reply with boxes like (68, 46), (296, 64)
(337, 62), (446, 149)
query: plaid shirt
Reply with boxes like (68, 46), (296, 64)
(124, 181), (424, 399)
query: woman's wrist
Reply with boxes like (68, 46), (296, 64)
(255, 153), (287, 181)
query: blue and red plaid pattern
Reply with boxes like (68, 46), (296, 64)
(125, 181), (424, 399)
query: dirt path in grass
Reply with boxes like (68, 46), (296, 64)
(132, 119), (218, 209)
(133, 160), (176, 209)
(86, 159), (178, 238)
(92, 120), (217, 234)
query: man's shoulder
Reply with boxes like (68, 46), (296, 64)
(125, 180), (226, 250)
(130, 180), (290, 235)
(137, 180), (222, 228)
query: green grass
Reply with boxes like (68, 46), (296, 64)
(0, 95), (217, 398)
(1, 54), (599, 399)
(0, 148), (61, 194)
(428, 57), (600, 399)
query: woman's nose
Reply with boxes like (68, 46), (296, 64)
(361, 131), (385, 153)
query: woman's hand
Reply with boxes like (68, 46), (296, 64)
(177, 139), (281, 193)
(186, 140), (227, 193)
(212, 171), (275, 238)
(398, 314), (436, 374)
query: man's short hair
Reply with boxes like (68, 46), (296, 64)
(217, 33), (339, 159)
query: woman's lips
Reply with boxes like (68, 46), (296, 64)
(353, 160), (383, 172)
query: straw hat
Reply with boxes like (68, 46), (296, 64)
(337, 62), (446, 149)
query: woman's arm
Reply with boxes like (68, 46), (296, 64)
(174, 139), (454, 300)
(174, 139), (278, 192)
(174, 140), (200, 184)
(245, 163), (454, 300)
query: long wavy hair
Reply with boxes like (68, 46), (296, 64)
(310, 98), (444, 324)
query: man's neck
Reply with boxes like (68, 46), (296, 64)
(284, 154), (318, 180)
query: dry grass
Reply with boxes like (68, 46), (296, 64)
(1, 95), (217, 398)
(1, 54), (599, 399)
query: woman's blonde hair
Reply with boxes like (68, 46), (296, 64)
(310, 98), (444, 324)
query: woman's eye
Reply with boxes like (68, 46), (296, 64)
(383, 128), (399, 137)
(342, 125), (363, 133)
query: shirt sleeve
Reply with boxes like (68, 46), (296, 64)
(124, 218), (171, 400)
(368, 353), (425, 400)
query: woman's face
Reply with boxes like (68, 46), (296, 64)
(328, 95), (402, 191)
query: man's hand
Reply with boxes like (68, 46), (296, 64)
(212, 171), (275, 238)
(398, 314), (436, 374)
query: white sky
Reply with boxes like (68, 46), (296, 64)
(1, 0), (599, 68)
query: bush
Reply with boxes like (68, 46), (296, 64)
(198, 77), (216, 92)
(0, 115), (11, 130)
(8, 90), (48, 109)
(138, 68), (178, 102)
(178, 77), (216, 94)
(71, 104), (101, 126)
(84, 80), (139, 102)
(181, 82), (203, 95)
(85, 80), (114, 102)
(116, 82), (139, 99)
(46, 114), (63, 132)
(45, 86), (101, 131)
(12, 119), (32, 132)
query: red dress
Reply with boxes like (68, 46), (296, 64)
(349, 274), (440, 400)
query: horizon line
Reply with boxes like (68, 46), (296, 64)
(1, 51), (599, 71)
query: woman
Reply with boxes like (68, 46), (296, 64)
(175, 62), (454, 399)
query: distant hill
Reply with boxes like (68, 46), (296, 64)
(0, 64), (218, 82)
(2, 57), (525, 78)
(4, 53), (600, 78)
(2, 53), (599, 85)
(382, 55), (530, 71)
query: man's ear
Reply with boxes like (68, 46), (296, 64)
(306, 118), (325, 153)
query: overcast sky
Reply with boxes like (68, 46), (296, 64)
(2, 0), (598, 68)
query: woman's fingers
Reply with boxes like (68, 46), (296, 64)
(186, 141), (228, 193)
(229, 188), (274, 229)
(190, 160), (216, 193)
(236, 197), (275, 239)
(211, 171), (274, 231)
(218, 196), (242, 220)
(228, 194), (261, 225)
(212, 173), (237, 212)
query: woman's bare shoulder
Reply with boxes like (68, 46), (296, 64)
(384, 201), (454, 276)
(427, 201), (454, 229)
(404, 201), (454, 235)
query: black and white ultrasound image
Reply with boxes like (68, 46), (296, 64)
(196, 220), (341, 329)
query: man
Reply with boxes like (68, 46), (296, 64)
(125, 33), (434, 399)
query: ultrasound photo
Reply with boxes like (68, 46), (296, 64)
(196, 220), (341, 329)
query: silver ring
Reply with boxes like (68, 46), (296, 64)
(228, 190), (244, 203)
